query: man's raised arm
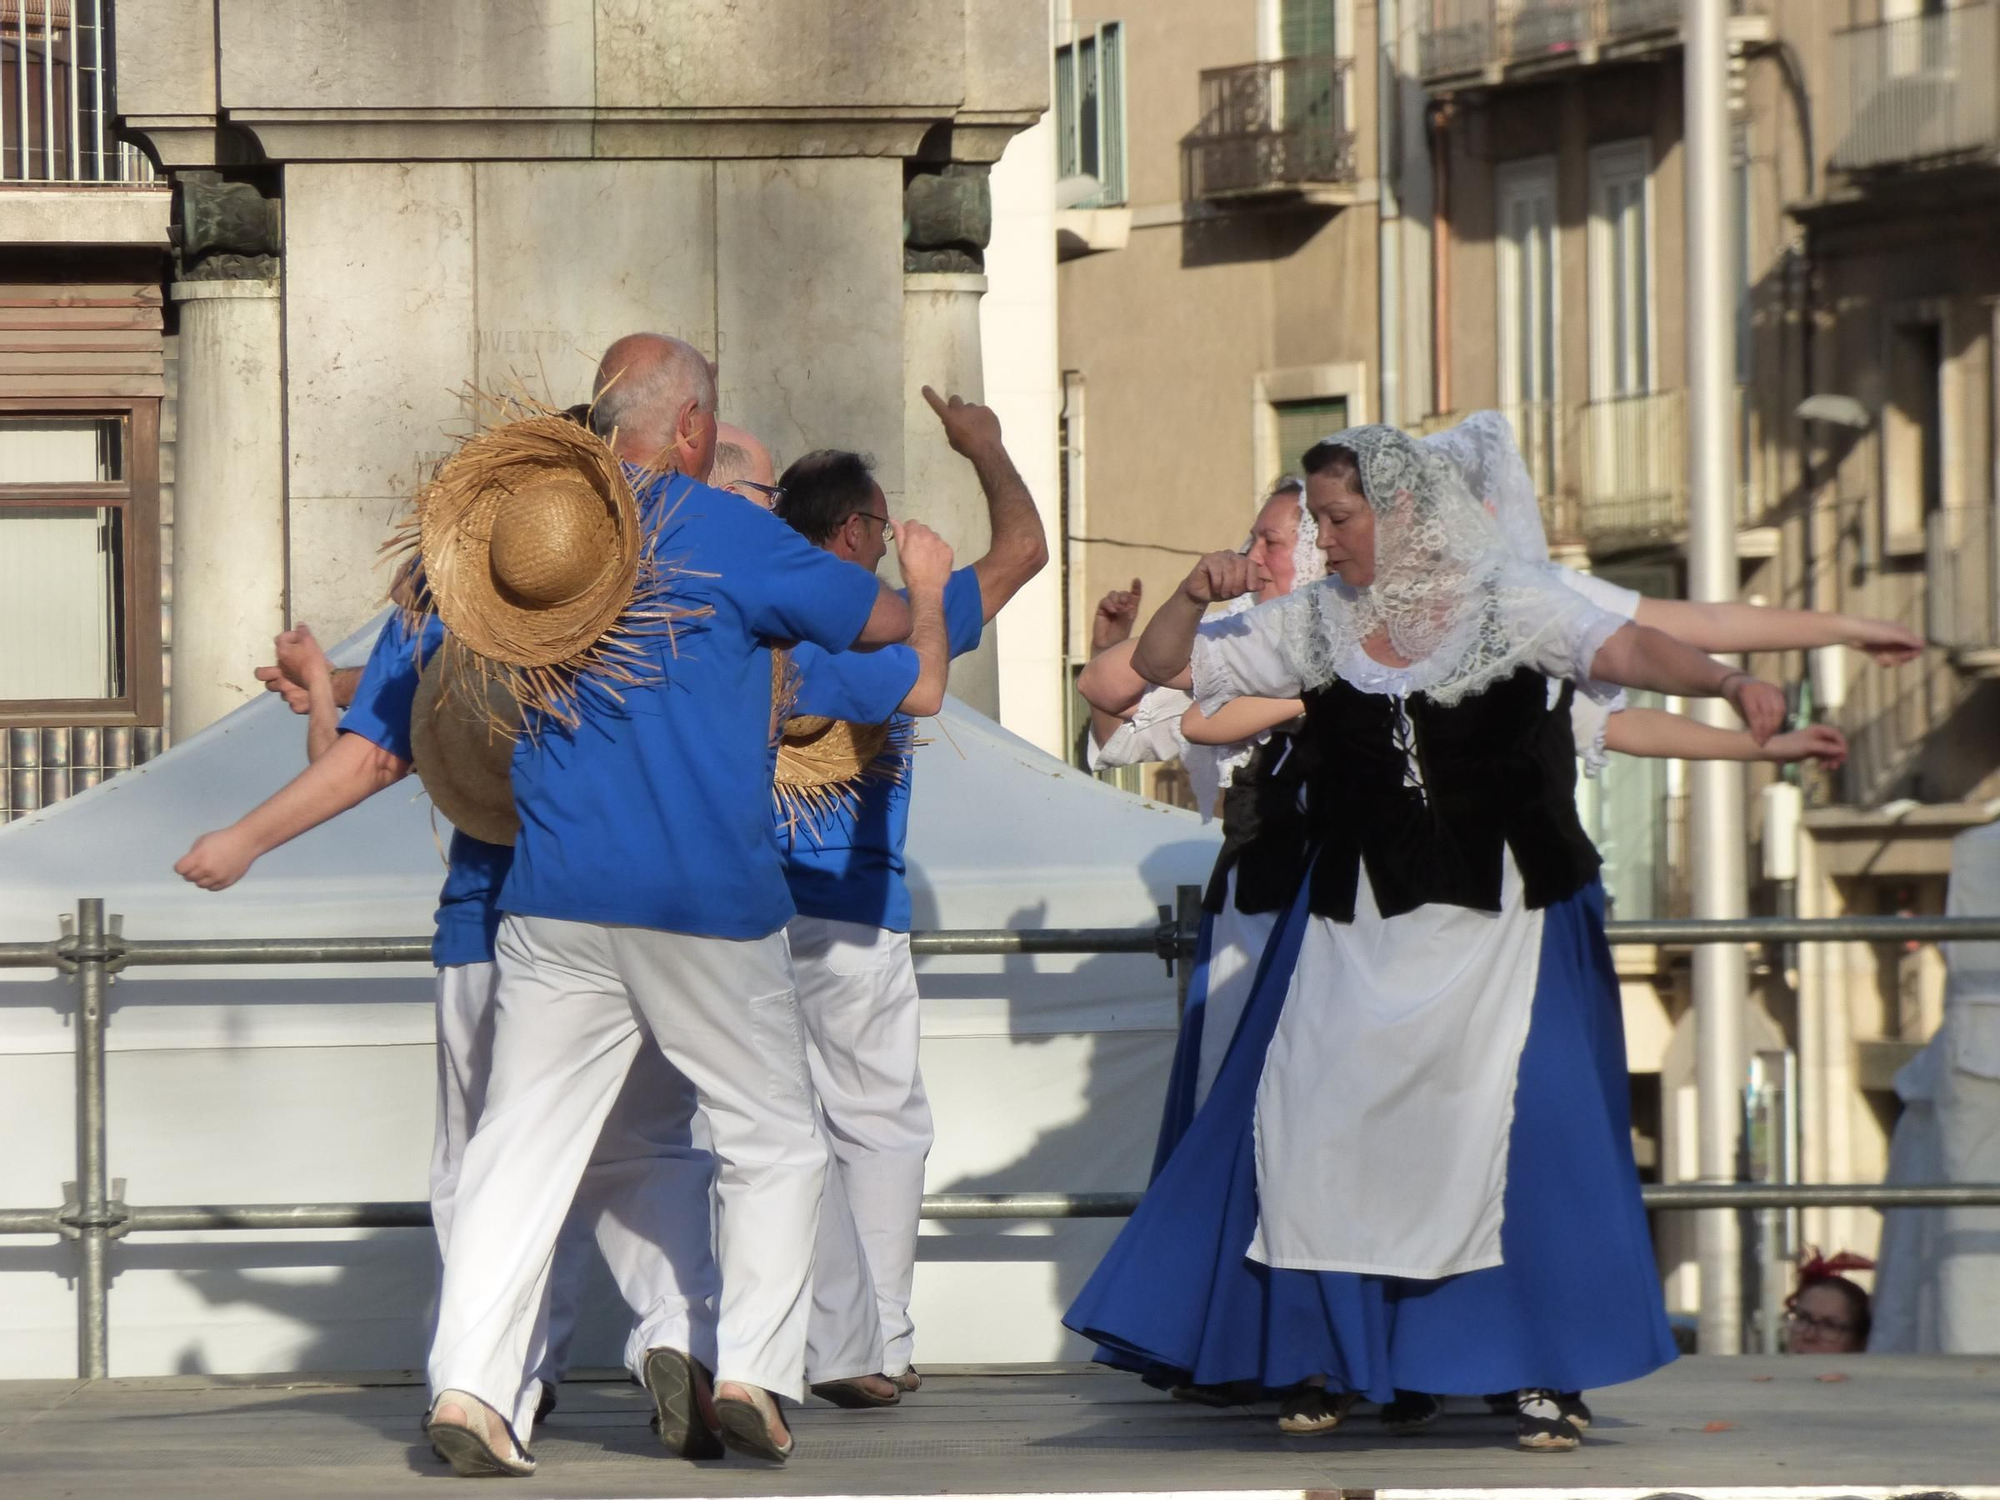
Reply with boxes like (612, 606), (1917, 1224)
(921, 385), (1049, 622)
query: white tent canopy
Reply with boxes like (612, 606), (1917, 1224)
(0, 613), (1220, 1378)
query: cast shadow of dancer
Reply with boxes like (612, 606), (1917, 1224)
(917, 843), (1214, 1359)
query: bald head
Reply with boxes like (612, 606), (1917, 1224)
(711, 422), (777, 503)
(591, 333), (719, 478)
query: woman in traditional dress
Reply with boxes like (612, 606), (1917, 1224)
(1080, 481), (1325, 1177)
(1064, 423), (1788, 1453)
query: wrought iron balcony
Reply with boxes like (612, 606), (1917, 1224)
(1580, 388), (1687, 545)
(1926, 504), (2000, 674)
(1417, 0), (1763, 87)
(1182, 56), (1358, 203)
(1828, 1), (2000, 175)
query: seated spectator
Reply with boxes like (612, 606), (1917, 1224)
(1785, 1250), (1874, 1354)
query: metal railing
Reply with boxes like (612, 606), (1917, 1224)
(1829, 0), (2000, 175)
(1581, 387), (1688, 544)
(1183, 55), (1358, 201)
(1421, 392), (1766, 553)
(8, 898), (2000, 1378)
(1415, 0), (1748, 83)
(0, 0), (155, 184)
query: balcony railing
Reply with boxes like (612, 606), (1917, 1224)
(1183, 56), (1358, 201)
(1424, 391), (1768, 552)
(1828, 1), (2000, 174)
(1926, 503), (2000, 662)
(0, 0), (156, 184)
(1416, 0), (1759, 84)
(1581, 388), (1687, 544)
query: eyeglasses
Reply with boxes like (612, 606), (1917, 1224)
(729, 479), (785, 504)
(850, 510), (894, 542)
(1784, 1309), (1856, 1338)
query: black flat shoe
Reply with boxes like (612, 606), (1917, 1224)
(1381, 1390), (1442, 1434)
(1277, 1385), (1356, 1436)
(643, 1347), (725, 1460)
(1516, 1388), (1582, 1452)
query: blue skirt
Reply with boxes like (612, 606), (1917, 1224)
(1069, 876), (1676, 1401)
(1149, 909), (1213, 1180)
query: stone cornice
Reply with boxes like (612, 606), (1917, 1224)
(123, 107), (1044, 168)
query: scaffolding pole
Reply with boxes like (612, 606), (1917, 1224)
(1686, 0), (1746, 1356)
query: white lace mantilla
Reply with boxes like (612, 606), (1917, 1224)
(1236, 425), (1629, 709)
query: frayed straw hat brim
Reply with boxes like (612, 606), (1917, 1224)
(417, 415), (641, 670)
(386, 395), (701, 730)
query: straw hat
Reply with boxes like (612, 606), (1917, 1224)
(398, 406), (667, 725)
(770, 650), (911, 834)
(410, 645), (523, 845)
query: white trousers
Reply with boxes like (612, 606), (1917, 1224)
(430, 961), (720, 1418)
(428, 916), (822, 1437)
(789, 916), (931, 1376)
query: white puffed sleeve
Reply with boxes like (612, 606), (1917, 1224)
(1088, 684), (1192, 771)
(1501, 562), (1631, 691)
(1190, 596), (1304, 716)
(1554, 565), (1642, 622)
(1567, 690), (1626, 777)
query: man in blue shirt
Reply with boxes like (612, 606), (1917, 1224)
(177, 613), (719, 1428)
(422, 334), (912, 1474)
(772, 388), (1048, 1401)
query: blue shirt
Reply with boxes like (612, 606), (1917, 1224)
(338, 613), (513, 969)
(499, 472), (885, 938)
(780, 566), (984, 931)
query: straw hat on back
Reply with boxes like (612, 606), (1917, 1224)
(410, 642), (522, 845)
(393, 401), (688, 726)
(769, 650), (912, 836)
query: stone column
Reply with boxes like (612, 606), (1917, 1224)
(904, 271), (998, 717)
(169, 278), (286, 741)
(904, 164), (1000, 718)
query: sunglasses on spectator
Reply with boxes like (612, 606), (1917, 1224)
(1784, 1309), (1855, 1337)
(730, 480), (785, 503)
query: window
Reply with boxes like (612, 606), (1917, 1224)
(1280, 0), (1338, 57)
(1272, 396), (1348, 481)
(1496, 157), (1560, 495)
(0, 401), (161, 724)
(1057, 22), (1127, 209)
(1883, 317), (1945, 554)
(1588, 140), (1652, 401)
(0, 0), (153, 184)
(1277, 0), (1342, 137)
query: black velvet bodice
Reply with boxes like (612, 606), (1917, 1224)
(1298, 667), (1600, 922)
(1202, 729), (1315, 917)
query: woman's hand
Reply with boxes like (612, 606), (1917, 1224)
(1760, 723), (1848, 769)
(1723, 672), (1787, 745)
(1182, 552), (1269, 606)
(1846, 616), (1925, 667)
